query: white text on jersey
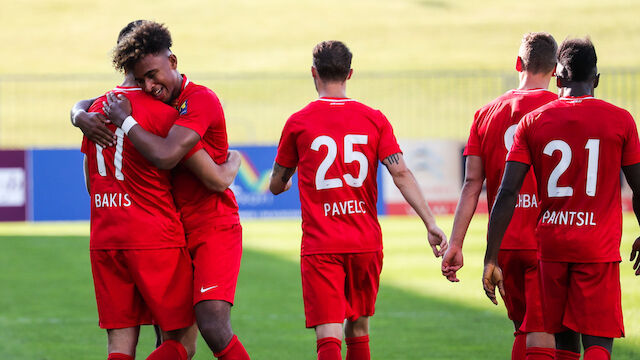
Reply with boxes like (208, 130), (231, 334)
(515, 193), (538, 208)
(324, 200), (367, 217)
(540, 210), (596, 226)
(94, 192), (132, 208)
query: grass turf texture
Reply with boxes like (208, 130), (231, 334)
(1, 0), (640, 147)
(1, 215), (639, 359)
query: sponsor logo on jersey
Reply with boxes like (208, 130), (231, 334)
(179, 100), (188, 115)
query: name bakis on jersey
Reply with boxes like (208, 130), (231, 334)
(94, 192), (132, 208)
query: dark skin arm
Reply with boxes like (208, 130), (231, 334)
(623, 163), (640, 275)
(70, 97), (115, 148)
(269, 162), (296, 195)
(482, 160), (529, 305)
(103, 93), (200, 169)
(184, 149), (241, 192)
(83, 155), (90, 195)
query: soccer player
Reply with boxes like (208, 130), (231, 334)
(102, 21), (250, 360)
(441, 32), (557, 359)
(269, 40), (447, 360)
(483, 37), (640, 360)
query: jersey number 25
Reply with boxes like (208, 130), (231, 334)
(311, 135), (369, 190)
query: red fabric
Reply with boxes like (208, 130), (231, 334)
(317, 337), (342, 360)
(145, 339), (187, 360)
(539, 261), (624, 338)
(83, 86), (184, 250)
(189, 224), (243, 305)
(524, 347), (555, 360)
(171, 75), (240, 231)
(275, 98), (401, 255)
(584, 345), (611, 360)
(107, 353), (134, 360)
(90, 248), (194, 331)
(508, 96), (640, 262)
(346, 335), (370, 360)
(214, 335), (250, 360)
(498, 250), (544, 332)
(302, 252), (382, 328)
(554, 349), (581, 360)
(511, 331), (526, 360)
(465, 89), (556, 250)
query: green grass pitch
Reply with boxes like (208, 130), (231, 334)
(1, 215), (639, 359)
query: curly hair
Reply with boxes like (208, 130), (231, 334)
(518, 32), (557, 74)
(312, 41), (352, 82)
(557, 37), (597, 82)
(112, 20), (173, 72)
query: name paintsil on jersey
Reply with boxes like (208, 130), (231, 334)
(324, 200), (367, 217)
(94, 192), (132, 208)
(541, 210), (597, 226)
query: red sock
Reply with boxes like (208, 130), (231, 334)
(525, 347), (555, 360)
(346, 335), (370, 360)
(317, 337), (341, 360)
(555, 349), (581, 360)
(145, 339), (187, 360)
(213, 335), (250, 360)
(108, 353), (134, 360)
(584, 345), (611, 360)
(512, 331), (527, 360)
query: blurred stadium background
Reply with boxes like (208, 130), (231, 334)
(1, 0), (639, 359)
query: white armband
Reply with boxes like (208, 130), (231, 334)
(121, 116), (138, 135)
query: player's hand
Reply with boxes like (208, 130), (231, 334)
(441, 244), (463, 282)
(104, 93), (132, 127)
(630, 236), (640, 276)
(427, 225), (448, 258)
(75, 111), (115, 147)
(482, 262), (505, 305)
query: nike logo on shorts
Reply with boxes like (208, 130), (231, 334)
(200, 285), (219, 293)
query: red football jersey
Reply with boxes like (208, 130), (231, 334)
(276, 98), (402, 255)
(82, 86), (185, 250)
(171, 75), (240, 232)
(465, 89), (557, 250)
(508, 96), (640, 262)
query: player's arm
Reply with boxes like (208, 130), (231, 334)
(442, 155), (485, 282)
(623, 163), (640, 275)
(269, 162), (295, 195)
(70, 97), (115, 148)
(83, 155), (90, 195)
(104, 93), (200, 170)
(383, 152), (447, 257)
(184, 150), (241, 192)
(482, 160), (528, 304)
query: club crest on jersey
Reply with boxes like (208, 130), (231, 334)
(179, 100), (188, 115)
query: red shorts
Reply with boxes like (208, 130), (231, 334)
(188, 223), (243, 305)
(498, 250), (544, 333)
(539, 261), (624, 338)
(90, 248), (194, 331)
(301, 251), (383, 328)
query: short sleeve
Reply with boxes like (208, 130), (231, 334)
(622, 112), (640, 166)
(275, 118), (299, 168)
(81, 136), (89, 154)
(173, 90), (222, 138)
(181, 141), (205, 163)
(464, 111), (482, 156)
(376, 111), (402, 161)
(506, 116), (532, 165)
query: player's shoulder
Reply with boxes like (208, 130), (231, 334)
(589, 98), (633, 117)
(183, 80), (221, 103)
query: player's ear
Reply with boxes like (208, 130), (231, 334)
(515, 56), (523, 72)
(346, 69), (353, 80)
(311, 66), (318, 78)
(169, 53), (178, 70)
(593, 73), (600, 89)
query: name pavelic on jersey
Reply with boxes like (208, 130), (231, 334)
(323, 200), (367, 217)
(94, 192), (132, 208)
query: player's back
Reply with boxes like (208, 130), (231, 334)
(83, 86), (184, 250)
(510, 96), (640, 262)
(468, 89), (556, 249)
(279, 98), (401, 255)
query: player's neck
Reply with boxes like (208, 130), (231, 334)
(558, 85), (594, 98)
(120, 73), (138, 87)
(317, 81), (348, 99)
(517, 71), (551, 91)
